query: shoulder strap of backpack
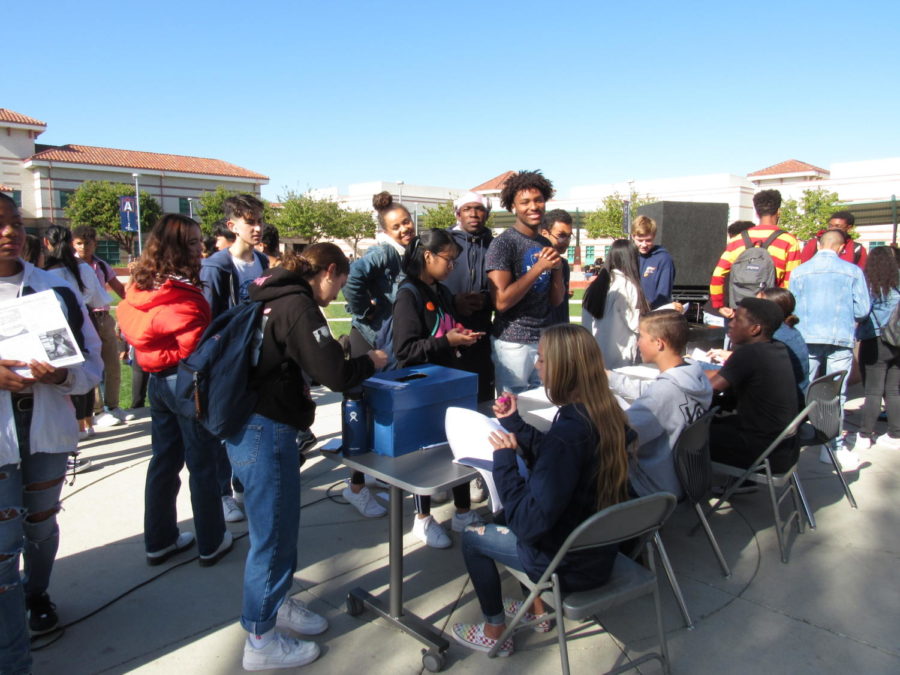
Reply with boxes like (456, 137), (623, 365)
(761, 229), (785, 250)
(740, 230), (754, 249)
(854, 243), (862, 264)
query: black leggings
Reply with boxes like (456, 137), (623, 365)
(72, 391), (94, 420)
(415, 484), (471, 515)
(859, 337), (900, 437)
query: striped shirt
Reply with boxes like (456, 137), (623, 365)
(708, 225), (801, 308)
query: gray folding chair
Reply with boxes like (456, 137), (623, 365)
(801, 370), (856, 510)
(673, 407), (731, 577)
(488, 493), (678, 675)
(707, 402), (815, 564)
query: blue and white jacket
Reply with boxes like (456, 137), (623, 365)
(0, 261), (103, 466)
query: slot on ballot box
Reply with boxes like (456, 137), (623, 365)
(363, 364), (477, 457)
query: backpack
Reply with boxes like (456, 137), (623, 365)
(728, 230), (784, 308)
(873, 297), (900, 348)
(174, 300), (268, 439)
(371, 282), (423, 371)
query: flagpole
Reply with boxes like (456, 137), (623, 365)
(132, 173), (142, 256)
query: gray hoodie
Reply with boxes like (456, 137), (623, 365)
(608, 359), (713, 499)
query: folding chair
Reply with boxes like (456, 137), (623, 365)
(707, 402), (815, 564)
(673, 407), (731, 577)
(801, 370), (856, 509)
(488, 493), (678, 675)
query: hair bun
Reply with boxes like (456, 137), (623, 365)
(372, 191), (394, 212)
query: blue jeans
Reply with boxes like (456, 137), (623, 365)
(461, 523), (526, 625)
(0, 404), (67, 675)
(491, 338), (541, 396)
(226, 413), (301, 635)
(807, 344), (854, 441)
(146, 373), (225, 556)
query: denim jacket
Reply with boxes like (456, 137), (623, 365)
(856, 288), (900, 340)
(792, 250), (871, 348)
(343, 243), (404, 347)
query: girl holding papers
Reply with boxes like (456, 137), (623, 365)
(452, 323), (632, 657)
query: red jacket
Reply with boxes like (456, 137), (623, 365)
(117, 278), (210, 372)
(800, 230), (867, 269)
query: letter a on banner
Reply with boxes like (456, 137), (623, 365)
(120, 196), (138, 232)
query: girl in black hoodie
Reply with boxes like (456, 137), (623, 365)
(226, 243), (387, 671)
(392, 228), (484, 549)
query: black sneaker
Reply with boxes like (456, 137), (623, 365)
(296, 429), (317, 455)
(27, 592), (59, 636)
(67, 455), (93, 474)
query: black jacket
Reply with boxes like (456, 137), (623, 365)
(248, 267), (374, 429)
(443, 227), (494, 333)
(392, 276), (460, 369)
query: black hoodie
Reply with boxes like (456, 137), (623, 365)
(248, 267), (374, 429)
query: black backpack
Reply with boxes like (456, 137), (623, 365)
(728, 230), (784, 308)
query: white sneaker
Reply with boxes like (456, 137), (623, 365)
(451, 510), (484, 532)
(876, 433), (900, 450)
(108, 407), (127, 423)
(94, 411), (124, 428)
(243, 632), (320, 671)
(363, 474), (389, 489)
(276, 597), (328, 635)
(223, 496), (246, 523)
(470, 477), (487, 502)
(341, 485), (386, 518)
(833, 448), (863, 472)
(412, 515), (451, 549)
(123, 409), (139, 422)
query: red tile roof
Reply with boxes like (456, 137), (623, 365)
(0, 109), (46, 127)
(0, 185), (14, 192)
(471, 170), (515, 192)
(28, 144), (268, 180)
(748, 159), (829, 177)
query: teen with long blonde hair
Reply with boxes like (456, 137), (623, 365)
(452, 323), (631, 656)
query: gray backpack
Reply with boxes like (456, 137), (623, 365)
(727, 230), (784, 308)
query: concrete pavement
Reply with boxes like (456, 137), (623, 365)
(31, 387), (900, 674)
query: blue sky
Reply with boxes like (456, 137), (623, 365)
(7, 1), (899, 201)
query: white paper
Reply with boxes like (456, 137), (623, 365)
(0, 290), (85, 377)
(612, 364), (659, 380)
(689, 347), (710, 362)
(445, 407), (507, 512)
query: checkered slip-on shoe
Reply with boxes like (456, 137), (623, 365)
(503, 597), (552, 633)
(451, 622), (514, 656)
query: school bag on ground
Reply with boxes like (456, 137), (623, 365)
(174, 300), (267, 439)
(728, 230), (784, 307)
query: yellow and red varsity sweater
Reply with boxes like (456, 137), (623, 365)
(708, 225), (801, 309)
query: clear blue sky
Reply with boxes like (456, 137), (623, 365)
(7, 1), (899, 201)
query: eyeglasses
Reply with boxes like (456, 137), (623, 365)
(432, 253), (456, 268)
(550, 231), (572, 240)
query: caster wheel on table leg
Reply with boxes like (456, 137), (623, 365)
(346, 593), (364, 617)
(422, 649), (446, 672)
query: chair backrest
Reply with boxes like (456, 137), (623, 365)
(747, 401), (816, 470)
(804, 370), (847, 443)
(673, 407), (719, 506)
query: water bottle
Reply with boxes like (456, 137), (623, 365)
(341, 390), (368, 456)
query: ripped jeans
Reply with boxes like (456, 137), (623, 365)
(461, 523), (526, 625)
(0, 402), (68, 675)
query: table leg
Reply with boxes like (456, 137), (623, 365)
(389, 484), (403, 617)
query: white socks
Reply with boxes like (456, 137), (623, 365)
(248, 628), (275, 648)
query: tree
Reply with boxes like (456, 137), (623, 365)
(778, 188), (844, 241)
(65, 180), (161, 256)
(420, 200), (495, 230)
(583, 191), (655, 239)
(195, 186), (276, 234)
(331, 210), (376, 256)
(272, 191), (348, 243)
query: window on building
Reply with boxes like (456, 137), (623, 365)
(179, 197), (192, 215)
(868, 241), (886, 249)
(56, 190), (75, 210)
(567, 246), (575, 263)
(586, 245), (594, 260)
(8, 190), (22, 207)
(96, 240), (121, 266)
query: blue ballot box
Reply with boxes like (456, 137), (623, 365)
(363, 364), (477, 457)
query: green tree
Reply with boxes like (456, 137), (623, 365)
(195, 186), (276, 234)
(420, 200), (495, 230)
(64, 180), (161, 256)
(778, 188), (844, 241)
(272, 191), (348, 243)
(583, 191), (655, 239)
(330, 209), (376, 256)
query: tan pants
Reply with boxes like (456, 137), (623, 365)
(93, 311), (121, 412)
